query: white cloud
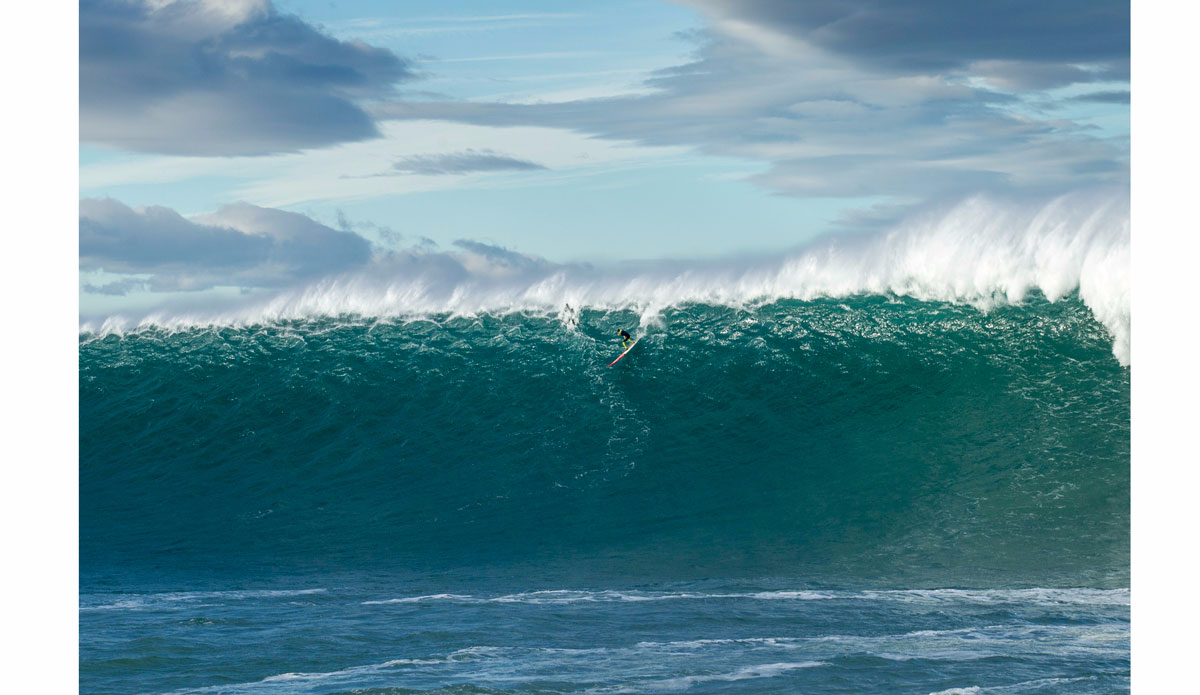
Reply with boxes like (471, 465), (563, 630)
(80, 198), (373, 291)
(81, 0), (414, 155)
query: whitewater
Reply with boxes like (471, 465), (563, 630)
(82, 189), (1130, 365)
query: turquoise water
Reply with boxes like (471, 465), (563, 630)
(79, 296), (1129, 694)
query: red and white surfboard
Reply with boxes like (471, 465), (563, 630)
(608, 339), (639, 367)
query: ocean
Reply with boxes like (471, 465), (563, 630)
(80, 294), (1129, 694)
(79, 192), (1130, 694)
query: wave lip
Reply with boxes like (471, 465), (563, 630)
(81, 189), (1130, 364)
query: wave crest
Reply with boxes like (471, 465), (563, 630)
(82, 189), (1130, 364)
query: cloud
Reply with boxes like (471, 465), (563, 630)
(371, 24), (1128, 201)
(750, 155), (1012, 198)
(80, 198), (373, 291)
(82, 278), (150, 296)
(678, 0), (1128, 73)
(80, 0), (414, 155)
(1068, 90), (1131, 105)
(967, 60), (1096, 91)
(337, 209), (402, 247)
(391, 149), (548, 175)
(451, 240), (553, 275)
(358, 1), (1127, 206)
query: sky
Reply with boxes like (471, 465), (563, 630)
(78, 0), (1130, 316)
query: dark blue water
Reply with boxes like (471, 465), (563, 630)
(80, 296), (1129, 694)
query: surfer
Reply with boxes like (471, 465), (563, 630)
(618, 329), (633, 349)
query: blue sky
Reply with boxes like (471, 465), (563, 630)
(78, 0), (1129, 315)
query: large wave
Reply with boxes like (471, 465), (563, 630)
(82, 188), (1130, 364)
(81, 293), (1129, 586)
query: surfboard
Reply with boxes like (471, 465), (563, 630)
(608, 339), (639, 367)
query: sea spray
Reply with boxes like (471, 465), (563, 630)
(82, 188), (1131, 364)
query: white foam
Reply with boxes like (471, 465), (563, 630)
(870, 588), (1130, 606)
(647, 662), (828, 690)
(362, 589), (714, 605)
(80, 588), (326, 611)
(81, 188), (1131, 364)
(360, 587), (1129, 607)
(361, 593), (473, 605)
(150, 624), (1122, 694)
(928, 676), (1101, 695)
(745, 590), (840, 600)
(634, 637), (804, 649)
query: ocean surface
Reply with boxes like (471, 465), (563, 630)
(80, 293), (1130, 694)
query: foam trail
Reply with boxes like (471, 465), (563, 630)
(359, 588), (1129, 607)
(81, 189), (1130, 363)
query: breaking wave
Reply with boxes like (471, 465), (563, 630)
(82, 189), (1130, 364)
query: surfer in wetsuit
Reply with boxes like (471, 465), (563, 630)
(618, 329), (632, 349)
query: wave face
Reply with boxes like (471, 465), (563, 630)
(80, 295), (1129, 588)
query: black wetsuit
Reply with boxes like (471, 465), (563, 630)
(619, 330), (632, 348)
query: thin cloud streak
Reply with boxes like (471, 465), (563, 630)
(390, 150), (548, 176)
(324, 13), (580, 39)
(427, 52), (604, 63)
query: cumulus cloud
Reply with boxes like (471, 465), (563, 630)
(80, 0), (414, 155)
(391, 149), (547, 175)
(80, 198), (373, 291)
